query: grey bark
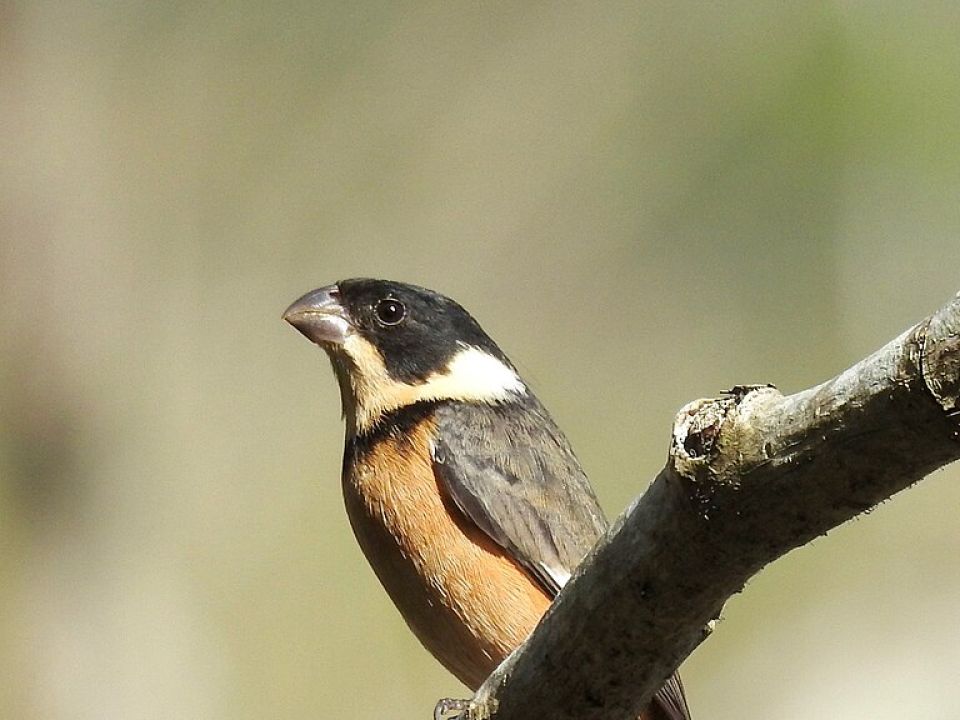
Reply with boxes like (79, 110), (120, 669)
(436, 292), (960, 720)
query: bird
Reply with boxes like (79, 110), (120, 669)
(283, 278), (690, 720)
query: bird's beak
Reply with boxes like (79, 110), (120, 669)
(283, 285), (352, 346)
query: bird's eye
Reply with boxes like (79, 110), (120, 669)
(375, 298), (406, 326)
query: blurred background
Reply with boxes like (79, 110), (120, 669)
(2, 2), (959, 719)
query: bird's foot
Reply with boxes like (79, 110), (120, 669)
(434, 698), (468, 720)
(434, 696), (499, 720)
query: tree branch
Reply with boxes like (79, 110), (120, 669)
(436, 292), (960, 720)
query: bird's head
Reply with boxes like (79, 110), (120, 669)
(284, 279), (526, 435)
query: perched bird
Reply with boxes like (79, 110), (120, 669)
(284, 278), (690, 720)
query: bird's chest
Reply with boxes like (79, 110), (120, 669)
(340, 418), (551, 689)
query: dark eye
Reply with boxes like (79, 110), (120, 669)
(375, 298), (406, 326)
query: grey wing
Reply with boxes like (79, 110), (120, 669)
(433, 401), (692, 720)
(431, 400), (607, 597)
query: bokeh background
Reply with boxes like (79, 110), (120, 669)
(2, 3), (959, 719)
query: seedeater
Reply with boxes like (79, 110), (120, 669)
(284, 278), (690, 720)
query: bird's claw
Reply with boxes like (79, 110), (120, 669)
(434, 698), (469, 720)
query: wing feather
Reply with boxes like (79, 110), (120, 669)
(431, 399), (606, 594)
(430, 399), (690, 720)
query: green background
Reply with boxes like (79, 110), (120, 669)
(2, 3), (959, 719)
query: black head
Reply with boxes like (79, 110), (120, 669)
(284, 278), (525, 434)
(333, 278), (511, 383)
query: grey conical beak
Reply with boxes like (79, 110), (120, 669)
(283, 285), (352, 345)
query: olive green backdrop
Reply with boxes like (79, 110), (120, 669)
(2, 3), (959, 719)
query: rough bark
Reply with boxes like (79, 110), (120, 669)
(436, 292), (960, 720)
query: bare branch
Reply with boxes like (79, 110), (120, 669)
(438, 292), (960, 720)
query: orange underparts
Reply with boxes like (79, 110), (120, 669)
(342, 416), (552, 689)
